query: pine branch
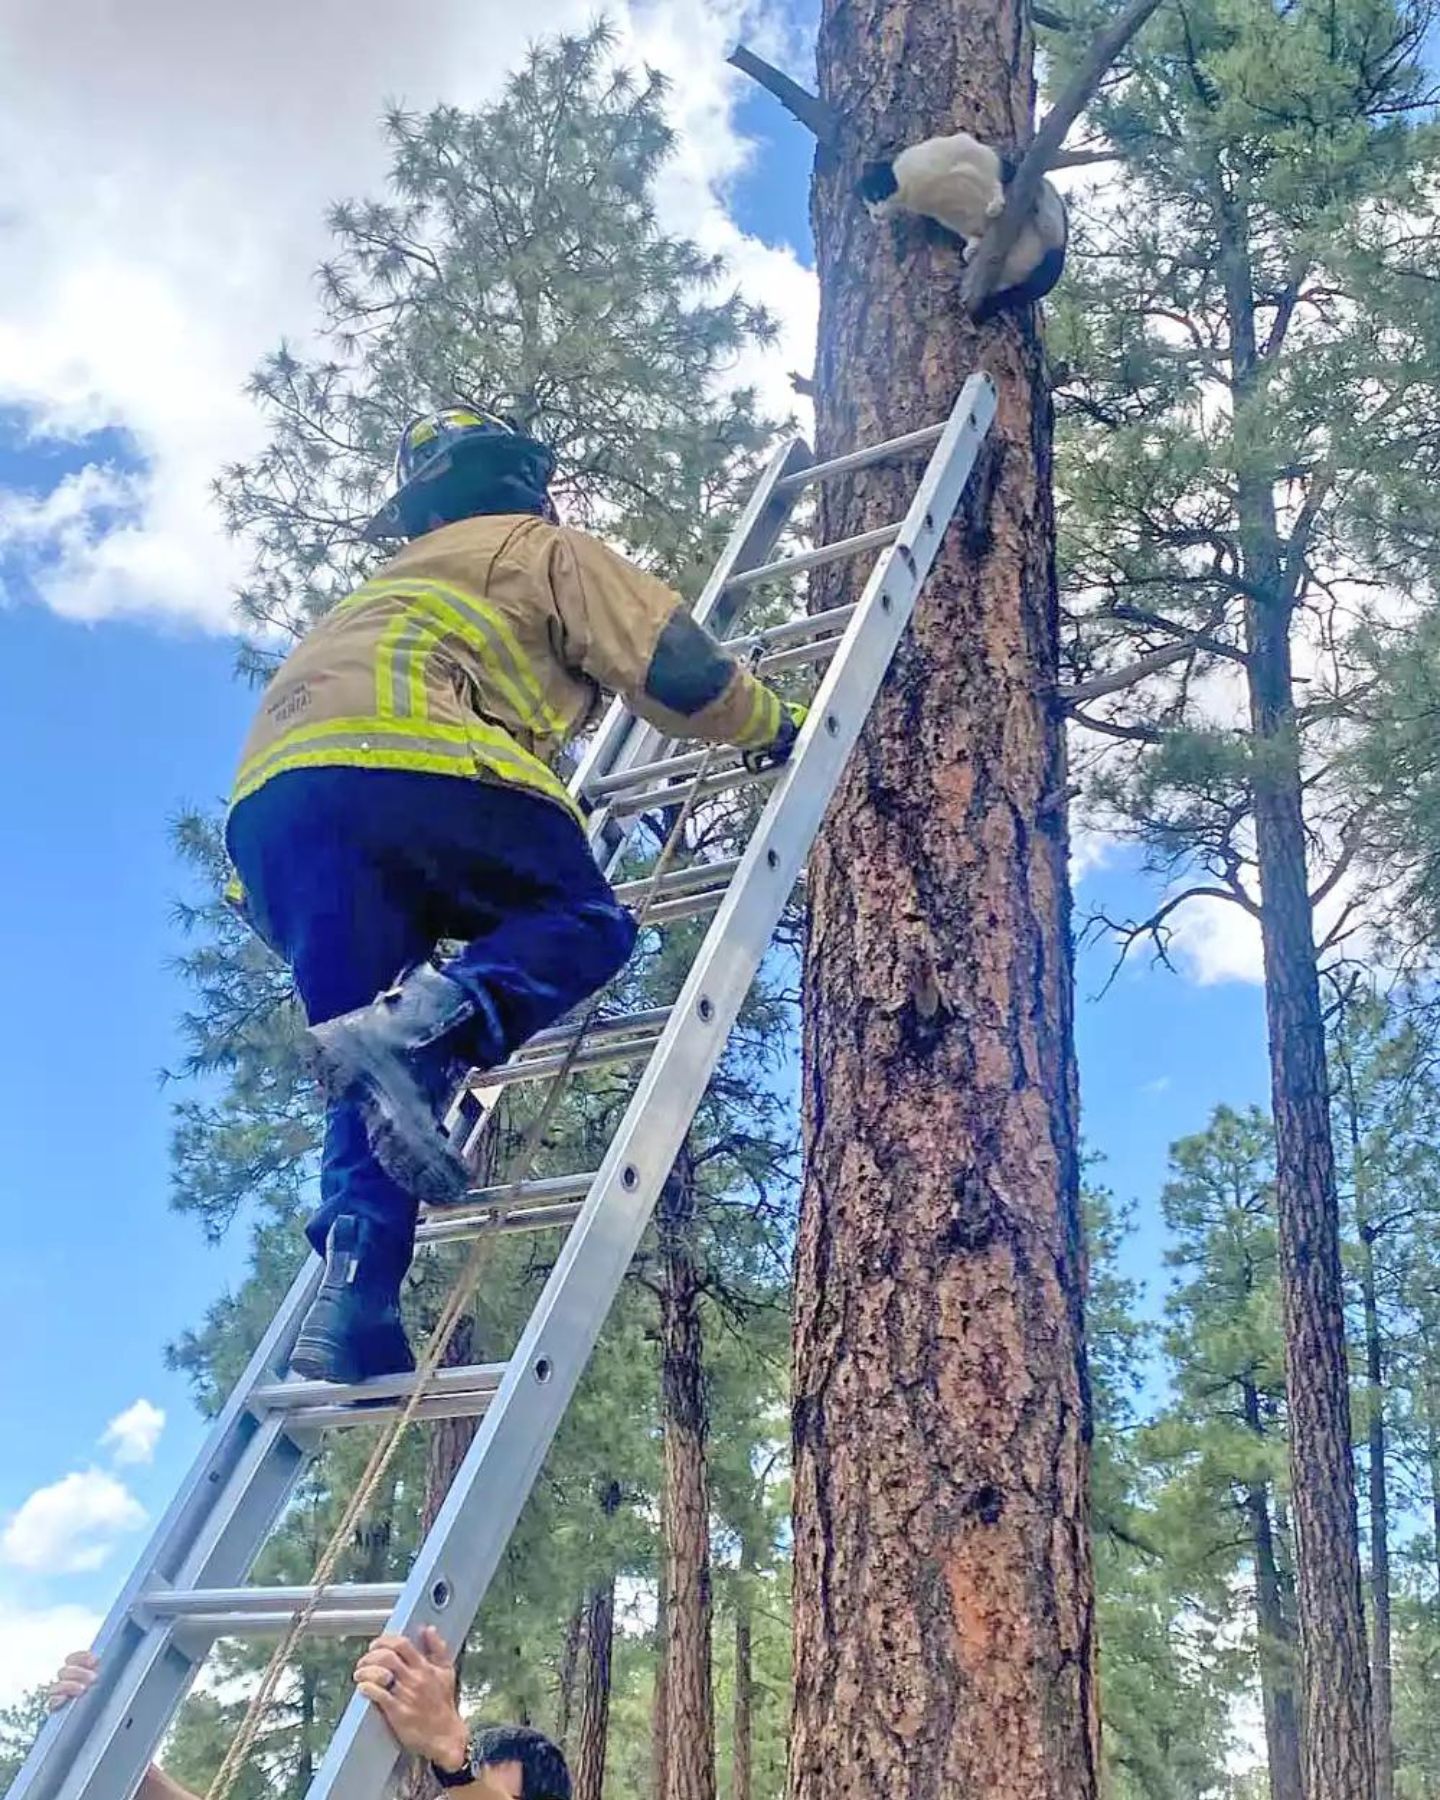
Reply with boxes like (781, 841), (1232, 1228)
(960, 0), (1172, 315)
(1059, 635), (1227, 705)
(1310, 810), (1371, 911)
(727, 45), (841, 148)
(1068, 706), (1168, 744)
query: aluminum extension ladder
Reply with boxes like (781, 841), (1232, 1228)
(10, 372), (996, 1800)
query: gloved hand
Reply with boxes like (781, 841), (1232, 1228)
(742, 701), (808, 773)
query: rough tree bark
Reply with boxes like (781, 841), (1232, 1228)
(1213, 169), (1375, 1800)
(790, 0), (1096, 1794)
(1242, 1380), (1305, 1800)
(658, 1151), (716, 1800)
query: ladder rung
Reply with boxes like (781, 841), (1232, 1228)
(722, 523), (902, 592)
(419, 1200), (585, 1246)
(638, 893), (727, 929)
(449, 1171), (599, 1211)
(758, 633), (844, 678)
(519, 1005), (673, 1054)
(251, 1363), (507, 1428)
(611, 858), (740, 907)
(588, 746), (725, 799)
(477, 1030), (665, 1090)
(722, 601), (857, 655)
(607, 761), (784, 821)
(143, 1583), (403, 1620)
(773, 422), (946, 494)
(175, 1608), (398, 1643)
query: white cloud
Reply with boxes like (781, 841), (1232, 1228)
(1169, 890), (1267, 987)
(0, 1598), (103, 1708)
(100, 1399), (166, 1469)
(2, 1471), (147, 1576)
(1070, 821), (1117, 883)
(0, 0), (815, 631)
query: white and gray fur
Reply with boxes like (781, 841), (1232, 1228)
(857, 130), (1068, 318)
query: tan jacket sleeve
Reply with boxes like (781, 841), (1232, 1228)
(547, 527), (783, 751)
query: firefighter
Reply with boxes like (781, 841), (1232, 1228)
(225, 409), (803, 1384)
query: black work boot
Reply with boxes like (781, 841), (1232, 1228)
(289, 1215), (416, 1385)
(308, 962), (481, 1206)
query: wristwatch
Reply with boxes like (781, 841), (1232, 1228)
(431, 1740), (477, 1788)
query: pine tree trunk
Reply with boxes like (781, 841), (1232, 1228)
(659, 1153), (716, 1800)
(557, 1597), (586, 1753)
(733, 1564), (754, 1800)
(295, 1662), (317, 1791)
(397, 1310), (479, 1800)
(1359, 1226), (1394, 1800)
(654, 1525), (670, 1800)
(1215, 174), (1375, 1800)
(1338, 1035), (1396, 1800)
(791, 2), (1096, 1796)
(1243, 1381), (1305, 1800)
(1428, 1398), (1440, 1606)
(575, 1576), (618, 1800)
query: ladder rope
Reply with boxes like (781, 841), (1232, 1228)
(204, 728), (738, 1800)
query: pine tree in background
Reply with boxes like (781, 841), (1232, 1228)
(149, 23), (801, 1796)
(1049, 0), (1440, 1783)
(1085, 1178), (1242, 1800)
(212, 21), (779, 661)
(1145, 1108), (1302, 1800)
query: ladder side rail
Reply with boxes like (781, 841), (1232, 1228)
(304, 373), (996, 1800)
(10, 1261), (325, 1800)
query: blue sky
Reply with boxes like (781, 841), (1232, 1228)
(0, 0), (1277, 1710)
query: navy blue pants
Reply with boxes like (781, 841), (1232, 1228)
(226, 768), (637, 1283)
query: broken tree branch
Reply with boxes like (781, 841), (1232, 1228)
(1058, 635), (1220, 705)
(960, 0), (1171, 314)
(1033, 4), (1075, 27)
(727, 45), (841, 147)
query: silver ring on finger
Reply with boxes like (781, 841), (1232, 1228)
(383, 1669), (398, 1691)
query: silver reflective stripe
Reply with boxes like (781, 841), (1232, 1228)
(388, 615), (436, 723)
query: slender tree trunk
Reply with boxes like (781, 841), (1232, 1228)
(1358, 1226), (1394, 1800)
(654, 1519), (670, 1800)
(1429, 1398), (1440, 1606)
(733, 1559), (754, 1800)
(575, 1571), (618, 1800)
(397, 1309), (479, 1800)
(791, 2), (1095, 1796)
(659, 1152), (716, 1800)
(295, 1662), (317, 1791)
(1243, 1382), (1306, 1800)
(1338, 1040), (1396, 1800)
(1215, 175), (1375, 1800)
(557, 1597), (586, 1753)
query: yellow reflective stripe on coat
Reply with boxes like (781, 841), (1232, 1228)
(232, 714), (583, 823)
(340, 577), (567, 738)
(376, 610), (438, 722)
(734, 678), (781, 750)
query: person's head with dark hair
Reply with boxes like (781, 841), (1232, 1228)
(472, 1724), (572, 1800)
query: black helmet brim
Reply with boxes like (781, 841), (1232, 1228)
(362, 429), (556, 543)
